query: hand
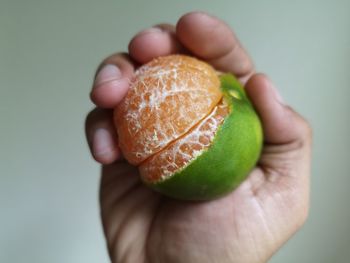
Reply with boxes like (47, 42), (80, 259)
(85, 12), (312, 263)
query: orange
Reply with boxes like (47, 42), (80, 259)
(114, 55), (262, 200)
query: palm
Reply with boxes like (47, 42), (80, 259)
(100, 140), (310, 263)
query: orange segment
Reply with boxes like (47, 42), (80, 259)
(114, 55), (221, 165)
(139, 99), (230, 182)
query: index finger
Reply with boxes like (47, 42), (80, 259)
(176, 12), (254, 80)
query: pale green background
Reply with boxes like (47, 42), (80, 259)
(1, 0), (349, 262)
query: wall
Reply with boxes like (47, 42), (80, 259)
(1, 0), (349, 262)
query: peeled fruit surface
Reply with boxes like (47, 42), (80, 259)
(115, 55), (221, 165)
(139, 99), (229, 182)
(114, 55), (263, 200)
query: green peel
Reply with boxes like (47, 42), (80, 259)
(144, 74), (263, 200)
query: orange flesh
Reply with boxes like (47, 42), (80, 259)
(139, 99), (230, 182)
(115, 55), (222, 165)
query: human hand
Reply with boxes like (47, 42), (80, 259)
(85, 12), (312, 263)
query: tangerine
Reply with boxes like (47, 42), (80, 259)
(114, 55), (262, 200)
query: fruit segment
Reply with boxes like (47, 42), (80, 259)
(114, 55), (221, 165)
(139, 99), (230, 182)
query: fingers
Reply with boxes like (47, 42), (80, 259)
(91, 53), (135, 108)
(88, 13), (257, 165)
(94, 11), (254, 108)
(176, 12), (254, 78)
(128, 24), (185, 64)
(85, 108), (121, 164)
(90, 26), (183, 163)
(245, 74), (312, 144)
(93, 25), (184, 108)
(99, 162), (159, 262)
(128, 12), (254, 79)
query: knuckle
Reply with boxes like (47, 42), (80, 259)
(287, 107), (313, 144)
(85, 108), (110, 130)
(85, 108), (100, 125)
(298, 116), (313, 143)
(296, 202), (310, 230)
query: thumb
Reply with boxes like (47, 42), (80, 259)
(245, 74), (310, 144)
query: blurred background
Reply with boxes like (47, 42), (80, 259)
(1, 0), (349, 262)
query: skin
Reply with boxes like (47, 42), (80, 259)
(85, 12), (312, 263)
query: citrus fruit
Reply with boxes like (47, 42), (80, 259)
(114, 55), (262, 200)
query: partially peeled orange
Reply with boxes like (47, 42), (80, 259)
(114, 55), (262, 200)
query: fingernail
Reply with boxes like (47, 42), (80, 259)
(93, 128), (115, 157)
(95, 64), (122, 86)
(136, 27), (163, 36)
